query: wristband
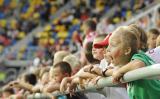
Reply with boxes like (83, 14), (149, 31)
(102, 68), (108, 77)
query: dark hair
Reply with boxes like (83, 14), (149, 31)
(83, 19), (96, 31)
(149, 28), (160, 35)
(24, 73), (37, 85)
(54, 62), (72, 76)
(84, 42), (100, 64)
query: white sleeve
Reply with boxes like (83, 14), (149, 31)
(99, 59), (109, 71)
(146, 46), (160, 63)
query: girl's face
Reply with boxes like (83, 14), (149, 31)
(147, 33), (158, 49)
(92, 38), (105, 60)
(107, 33), (126, 66)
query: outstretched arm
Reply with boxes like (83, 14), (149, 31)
(112, 59), (145, 83)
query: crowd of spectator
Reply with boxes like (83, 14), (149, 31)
(1, 0), (160, 99)
(3, 0), (156, 61)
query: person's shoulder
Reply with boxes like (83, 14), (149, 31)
(147, 47), (160, 54)
(131, 50), (155, 65)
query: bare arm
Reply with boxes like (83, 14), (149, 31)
(43, 83), (60, 93)
(13, 81), (34, 92)
(112, 59), (145, 83)
(72, 66), (98, 79)
(118, 59), (145, 74)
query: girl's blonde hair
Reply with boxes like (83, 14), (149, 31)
(113, 26), (138, 57)
(128, 24), (148, 51)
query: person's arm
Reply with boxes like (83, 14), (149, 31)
(43, 82), (60, 93)
(17, 82), (34, 92)
(73, 66), (97, 79)
(112, 59), (145, 83)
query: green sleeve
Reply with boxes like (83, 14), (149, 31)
(131, 51), (155, 66)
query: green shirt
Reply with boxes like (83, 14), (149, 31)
(128, 51), (160, 99)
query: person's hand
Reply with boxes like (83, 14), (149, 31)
(90, 76), (102, 87)
(32, 86), (40, 93)
(60, 77), (72, 92)
(112, 70), (124, 83)
(67, 77), (80, 97)
(83, 65), (94, 72)
(9, 81), (20, 88)
(90, 66), (103, 76)
(67, 81), (77, 96)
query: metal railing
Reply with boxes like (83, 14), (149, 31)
(27, 64), (160, 99)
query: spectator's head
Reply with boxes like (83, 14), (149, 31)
(81, 19), (96, 35)
(156, 35), (160, 47)
(107, 26), (138, 66)
(50, 62), (72, 83)
(23, 73), (37, 85)
(147, 28), (160, 49)
(129, 24), (148, 51)
(93, 33), (112, 63)
(53, 51), (70, 65)
(92, 34), (107, 60)
(63, 54), (81, 75)
(2, 88), (14, 98)
(84, 41), (100, 64)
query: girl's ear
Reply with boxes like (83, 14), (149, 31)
(125, 47), (131, 55)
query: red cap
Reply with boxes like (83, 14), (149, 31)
(94, 33), (112, 48)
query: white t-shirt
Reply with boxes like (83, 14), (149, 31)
(99, 59), (109, 71)
(146, 46), (160, 63)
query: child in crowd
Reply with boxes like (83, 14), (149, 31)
(44, 61), (87, 99)
(63, 54), (82, 75)
(147, 28), (160, 49)
(42, 61), (72, 93)
(107, 26), (160, 99)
